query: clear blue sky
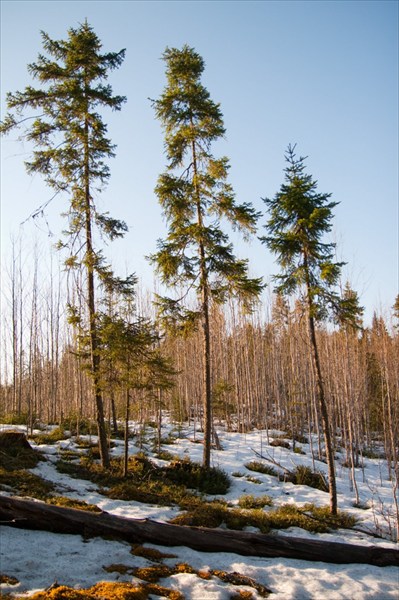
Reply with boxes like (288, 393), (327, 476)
(1, 0), (398, 325)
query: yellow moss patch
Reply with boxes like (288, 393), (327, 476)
(90, 582), (148, 599)
(144, 583), (184, 599)
(198, 570), (212, 580)
(103, 563), (134, 575)
(131, 545), (177, 561)
(0, 574), (19, 585)
(211, 570), (271, 597)
(132, 565), (174, 582)
(47, 496), (101, 513)
(230, 591), (255, 600)
(26, 582), (148, 600)
(174, 563), (196, 574)
(0, 468), (54, 499)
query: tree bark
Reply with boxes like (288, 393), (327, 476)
(0, 495), (398, 567)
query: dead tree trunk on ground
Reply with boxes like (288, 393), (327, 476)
(0, 495), (398, 567)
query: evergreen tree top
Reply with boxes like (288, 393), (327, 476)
(261, 145), (362, 327)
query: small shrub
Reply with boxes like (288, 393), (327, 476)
(59, 449), (81, 462)
(270, 439), (290, 449)
(164, 458), (230, 495)
(159, 434), (177, 445)
(31, 426), (67, 445)
(285, 465), (328, 491)
(153, 449), (177, 461)
(232, 471), (245, 477)
(245, 476), (262, 484)
(244, 461), (278, 477)
(170, 501), (229, 528)
(361, 447), (384, 459)
(293, 446), (306, 455)
(238, 494), (273, 509)
(62, 415), (98, 436)
(0, 412), (36, 426)
(289, 432), (309, 444)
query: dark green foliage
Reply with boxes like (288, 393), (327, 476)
(164, 458), (230, 494)
(170, 500), (355, 534)
(47, 496), (101, 512)
(0, 22), (129, 469)
(0, 413), (33, 426)
(260, 145), (364, 516)
(260, 144), (360, 324)
(245, 476), (262, 484)
(61, 415), (98, 436)
(55, 452), (230, 506)
(244, 461), (278, 477)
(361, 447), (384, 459)
(0, 435), (42, 470)
(285, 465), (328, 491)
(151, 45), (263, 314)
(151, 45), (263, 468)
(0, 439), (54, 498)
(238, 494), (273, 509)
(31, 426), (66, 445)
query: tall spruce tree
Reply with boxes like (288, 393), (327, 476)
(261, 144), (360, 514)
(0, 22), (127, 467)
(151, 46), (263, 467)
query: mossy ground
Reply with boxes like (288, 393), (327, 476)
(0, 437), (54, 499)
(170, 500), (356, 534)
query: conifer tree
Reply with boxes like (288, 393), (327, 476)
(0, 22), (127, 467)
(261, 144), (361, 514)
(151, 46), (263, 467)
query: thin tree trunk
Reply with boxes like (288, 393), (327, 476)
(308, 312), (337, 515)
(83, 105), (109, 468)
(191, 134), (212, 468)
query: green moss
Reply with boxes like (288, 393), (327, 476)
(267, 503), (357, 533)
(31, 426), (67, 445)
(0, 439), (43, 471)
(164, 458), (230, 495)
(0, 467), (54, 499)
(47, 496), (101, 512)
(170, 498), (356, 535)
(285, 465), (328, 491)
(244, 461), (278, 477)
(238, 494), (273, 509)
(245, 476), (262, 484)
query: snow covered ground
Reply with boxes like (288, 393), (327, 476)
(1, 422), (398, 599)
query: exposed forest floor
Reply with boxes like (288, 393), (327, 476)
(0, 419), (398, 599)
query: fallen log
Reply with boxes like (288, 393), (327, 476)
(0, 495), (398, 567)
